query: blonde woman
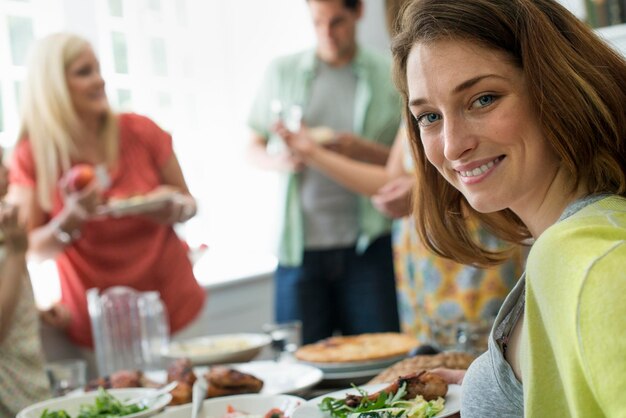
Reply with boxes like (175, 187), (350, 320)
(7, 33), (205, 351)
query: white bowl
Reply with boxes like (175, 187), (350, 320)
(18, 388), (171, 418)
(155, 393), (305, 418)
(164, 333), (272, 365)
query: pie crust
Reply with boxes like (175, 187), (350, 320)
(294, 332), (419, 363)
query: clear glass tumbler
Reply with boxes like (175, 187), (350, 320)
(45, 359), (87, 396)
(262, 320), (302, 362)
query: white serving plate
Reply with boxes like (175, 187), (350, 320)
(98, 194), (173, 217)
(296, 353), (406, 374)
(18, 388), (171, 418)
(317, 366), (389, 386)
(163, 333), (272, 365)
(145, 361), (324, 396)
(292, 383), (461, 418)
(154, 393), (305, 418)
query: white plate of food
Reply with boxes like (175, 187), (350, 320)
(145, 361), (324, 397)
(291, 378), (461, 418)
(294, 333), (417, 373)
(308, 126), (336, 144)
(163, 333), (272, 366)
(231, 361), (323, 395)
(154, 393), (305, 418)
(316, 366), (390, 386)
(98, 193), (174, 217)
(297, 354), (407, 374)
(18, 388), (172, 418)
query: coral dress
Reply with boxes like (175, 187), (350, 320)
(10, 113), (206, 347)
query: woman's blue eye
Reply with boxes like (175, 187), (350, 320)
(473, 94), (495, 108)
(417, 113), (441, 126)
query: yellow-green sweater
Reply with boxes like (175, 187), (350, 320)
(521, 195), (626, 417)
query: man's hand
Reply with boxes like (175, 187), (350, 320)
(273, 121), (316, 159)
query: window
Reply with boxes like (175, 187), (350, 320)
(13, 80), (22, 109)
(7, 15), (34, 65)
(108, 0), (123, 17)
(111, 31), (129, 73)
(150, 37), (167, 76)
(147, 0), (160, 12)
(175, 0), (187, 26)
(116, 88), (132, 110)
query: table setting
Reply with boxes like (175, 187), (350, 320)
(20, 320), (476, 418)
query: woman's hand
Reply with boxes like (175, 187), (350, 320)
(54, 175), (103, 238)
(40, 302), (71, 330)
(0, 203), (28, 254)
(371, 175), (415, 219)
(429, 367), (466, 385)
(140, 186), (197, 225)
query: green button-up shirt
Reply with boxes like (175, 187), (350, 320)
(248, 47), (402, 266)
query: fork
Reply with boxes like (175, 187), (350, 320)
(125, 381), (178, 408)
(191, 376), (208, 418)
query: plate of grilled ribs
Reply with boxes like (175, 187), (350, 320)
(85, 358), (323, 407)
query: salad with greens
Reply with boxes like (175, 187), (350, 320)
(319, 383), (445, 418)
(40, 387), (148, 418)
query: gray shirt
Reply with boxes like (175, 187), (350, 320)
(300, 60), (359, 249)
(462, 275), (525, 417)
(461, 194), (608, 417)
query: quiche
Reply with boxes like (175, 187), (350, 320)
(294, 332), (419, 363)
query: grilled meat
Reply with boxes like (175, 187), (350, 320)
(204, 366), (264, 398)
(345, 370), (448, 406)
(167, 358), (197, 386)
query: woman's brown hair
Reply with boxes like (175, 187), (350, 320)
(391, 0), (626, 267)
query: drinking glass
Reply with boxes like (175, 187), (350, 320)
(427, 315), (495, 355)
(456, 317), (494, 356)
(262, 320), (302, 362)
(427, 316), (460, 352)
(45, 359), (87, 396)
(269, 99), (303, 132)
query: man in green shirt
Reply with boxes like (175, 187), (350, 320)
(247, 0), (402, 344)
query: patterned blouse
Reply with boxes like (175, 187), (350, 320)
(0, 248), (50, 415)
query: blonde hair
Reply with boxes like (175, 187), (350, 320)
(19, 32), (117, 211)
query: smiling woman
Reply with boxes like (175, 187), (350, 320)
(392, 0), (626, 417)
